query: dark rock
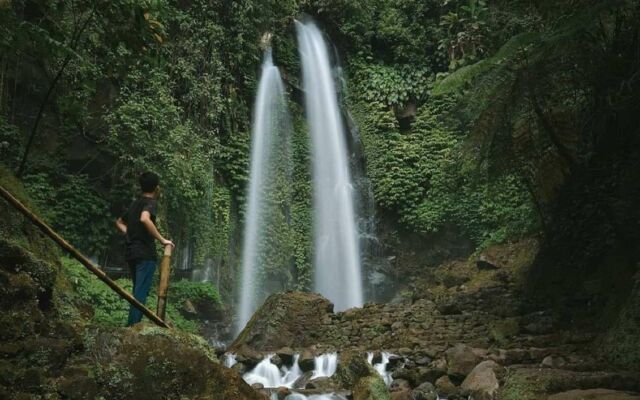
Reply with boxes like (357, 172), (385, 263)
(435, 375), (458, 398)
(305, 377), (337, 391)
(412, 382), (438, 400)
(299, 351), (315, 372)
(251, 383), (264, 390)
(390, 379), (411, 392)
(476, 255), (500, 270)
(445, 344), (482, 379)
(292, 371), (313, 389)
(390, 389), (412, 400)
(437, 301), (462, 315)
(388, 354), (404, 369)
(276, 347), (295, 365)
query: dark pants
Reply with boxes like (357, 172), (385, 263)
(127, 259), (157, 326)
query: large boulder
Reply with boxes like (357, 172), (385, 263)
(230, 291), (335, 352)
(460, 361), (503, 400)
(60, 324), (262, 400)
(446, 344), (483, 379)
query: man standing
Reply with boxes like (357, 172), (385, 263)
(116, 171), (174, 326)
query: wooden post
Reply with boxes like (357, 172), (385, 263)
(156, 244), (172, 320)
(0, 184), (170, 329)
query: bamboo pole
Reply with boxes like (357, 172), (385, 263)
(0, 184), (170, 329)
(156, 244), (172, 320)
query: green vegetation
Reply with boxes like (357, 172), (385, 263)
(1, 1), (639, 322)
(61, 257), (220, 332)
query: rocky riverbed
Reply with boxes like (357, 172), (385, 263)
(226, 239), (640, 400)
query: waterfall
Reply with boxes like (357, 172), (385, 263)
(237, 50), (292, 333)
(296, 20), (364, 312)
(311, 352), (338, 379)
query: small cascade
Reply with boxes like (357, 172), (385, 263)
(281, 354), (303, 387)
(242, 354), (302, 389)
(284, 395), (347, 400)
(311, 352), (338, 379)
(367, 351), (393, 386)
(285, 395), (347, 400)
(224, 353), (237, 368)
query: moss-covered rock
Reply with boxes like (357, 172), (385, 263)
(353, 375), (391, 400)
(334, 351), (376, 389)
(60, 324), (260, 400)
(230, 291), (336, 352)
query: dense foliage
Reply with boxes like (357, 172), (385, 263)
(62, 257), (221, 332)
(1, 0), (638, 346)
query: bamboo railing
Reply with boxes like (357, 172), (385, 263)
(0, 184), (170, 329)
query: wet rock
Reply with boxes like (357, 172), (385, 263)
(305, 377), (336, 391)
(446, 344), (482, 379)
(389, 379), (411, 392)
(412, 382), (438, 400)
(335, 352), (376, 388)
(251, 383), (264, 390)
(390, 389), (412, 400)
(388, 354), (404, 369)
(299, 350), (315, 372)
(435, 375), (458, 398)
(460, 361), (503, 400)
(276, 347), (295, 365)
(547, 389), (640, 400)
(276, 386), (292, 399)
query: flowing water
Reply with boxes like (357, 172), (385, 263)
(367, 351), (393, 386)
(237, 51), (292, 334)
(296, 20), (364, 312)
(310, 352), (338, 379)
(224, 353), (238, 368)
(241, 352), (337, 389)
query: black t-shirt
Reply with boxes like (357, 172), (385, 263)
(122, 197), (158, 262)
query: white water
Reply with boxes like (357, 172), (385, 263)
(367, 351), (393, 386)
(311, 352), (338, 379)
(283, 395), (347, 400)
(237, 50), (291, 333)
(224, 353), (237, 368)
(243, 354), (302, 388)
(296, 20), (364, 312)
(285, 393), (347, 400)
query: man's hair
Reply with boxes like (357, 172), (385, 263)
(139, 171), (160, 193)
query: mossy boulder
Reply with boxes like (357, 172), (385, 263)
(61, 324), (261, 400)
(230, 291), (336, 352)
(353, 375), (391, 400)
(334, 352), (376, 388)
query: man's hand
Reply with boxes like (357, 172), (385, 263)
(116, 217), (127, 235)
(161, 238), (175, 249)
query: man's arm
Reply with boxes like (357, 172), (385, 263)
(140, 211), (175, 248)
(116, 217), (127, 235)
